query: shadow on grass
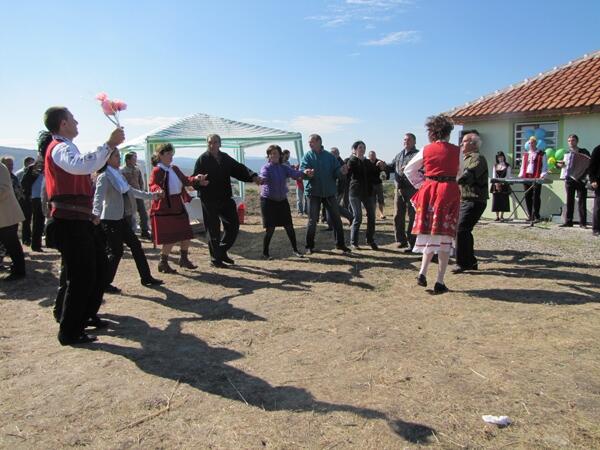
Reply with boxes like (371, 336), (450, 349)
(88, 314), (436, 444)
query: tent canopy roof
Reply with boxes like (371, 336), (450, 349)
(123, 113), (302, 150)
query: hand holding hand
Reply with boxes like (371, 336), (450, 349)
(254, 176), (265, 185)
(304, 168), (314, 178)
(152, 189), (164, 200)
(195, 174), (209, 186)
(107, 127), (125, 149)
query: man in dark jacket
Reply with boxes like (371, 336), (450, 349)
(589, 143), (600, 236)
(386, 133), (419, 251)
(453, 132), (488, 273)
(193, 134), (262, 267)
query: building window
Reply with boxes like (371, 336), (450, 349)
(514, 121), (558, 166)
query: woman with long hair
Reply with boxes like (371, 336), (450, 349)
(404, 115), (463, 294)
(149, 143), (208, 273)
(491, 151), (511, 221)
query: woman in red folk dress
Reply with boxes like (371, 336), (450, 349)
(149, 143), (208, 274)
(404, 115), (463, 294)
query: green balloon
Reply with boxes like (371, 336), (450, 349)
(545, 148), (555, 159)
(554, 148), (565, 161)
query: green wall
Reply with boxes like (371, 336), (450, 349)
(461, 113), (600, 220)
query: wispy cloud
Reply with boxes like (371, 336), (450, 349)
(290, 115), (360, 133)
(307, 0), (412, 28)
(122, 116), (181, 128)
(363, 30), (419, 46)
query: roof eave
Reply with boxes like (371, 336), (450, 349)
(450, 105), (600, 124)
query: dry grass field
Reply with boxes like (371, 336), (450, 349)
(1, 185), (600, 449)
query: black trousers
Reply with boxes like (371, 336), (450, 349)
(20, 198), (32, 244)
(102, 218), (152, 285)
(394, 187), (416, 247)
(523, 182), (542, 220)
(50, 219), (107, 339)
(593, 186), (600, 233)
(0, 224), (25, 275)
(565, 178), (587, 224)
(202, 198), (239, 262)
(456, 200), (487, 269)
(306, 195), (345, 249)
(31, 198), (45, 250)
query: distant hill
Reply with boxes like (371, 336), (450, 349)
(0, 146), (37, 166)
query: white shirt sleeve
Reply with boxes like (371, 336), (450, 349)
(52, 141), (112, 175)
(540, 154), (548, 178)
(92, 172), (107, 218)
(404, 148), (425, 189)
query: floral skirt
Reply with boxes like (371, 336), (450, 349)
(411, 180), (460, 237)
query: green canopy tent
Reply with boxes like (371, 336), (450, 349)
(121, 113), (304, 199)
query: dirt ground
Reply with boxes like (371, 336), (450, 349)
(1, 187), (600, 449)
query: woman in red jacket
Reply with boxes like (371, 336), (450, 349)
(149, 143), (207, 274)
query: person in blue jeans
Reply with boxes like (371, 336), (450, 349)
(347, 141), (385, 250)
(301, 134), (351, 254)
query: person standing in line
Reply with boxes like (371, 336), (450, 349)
(490, 151), (511, 221)
(0, 161), (26, 282)
(121, 151), (152, 239)
(518, 136), (547, 221)
(193, 134), (262, 268)
(404, 115), (463, 294)
(16, 156), (35, 246)
(21, 132), (53, 252)
(93, 148), (164, 291)
(453, 133), (489, 273)
(329, 147), (354, 225)
(259, 145), (312, 259)
(386, 133), (420, 251)
(556, 134), (590, 227)
(368, 150), (387, 219)
(43, 106), (125, 345)
(347, 141), (385, 250)
(150, 143), (207, 274)
(589, 143), (600, 236)
(301, 134), (351, 254)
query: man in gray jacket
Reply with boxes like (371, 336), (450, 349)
(387, 133), (419, 251)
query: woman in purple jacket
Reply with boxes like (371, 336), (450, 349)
(259, 145), (312, 259)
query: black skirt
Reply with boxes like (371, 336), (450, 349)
(491, 193), (510, 212)
(261, 197), (293, 228)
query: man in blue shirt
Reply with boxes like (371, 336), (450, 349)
(301, 134), (351, 254)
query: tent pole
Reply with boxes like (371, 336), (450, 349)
(144, 141), (153, 189)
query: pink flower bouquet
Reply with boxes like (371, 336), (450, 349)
(95, 92), (127, 127)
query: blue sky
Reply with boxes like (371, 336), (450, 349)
(1, 0), (598, 162)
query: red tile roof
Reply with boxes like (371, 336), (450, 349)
(448, 51), (600, 123)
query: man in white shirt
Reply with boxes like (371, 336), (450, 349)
(43, 106), (124, 346)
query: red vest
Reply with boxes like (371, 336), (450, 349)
(44, 139), (93, 219)
(423, 142), (461, 178)
(522, 151), (544, 179)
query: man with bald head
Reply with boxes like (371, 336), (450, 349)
(453, 132), (488, 273)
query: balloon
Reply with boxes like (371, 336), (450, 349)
(524, 141), (530, 151)
(524, 129), (534, 140)
(555, 148), (565, 161)
(547, 156), (556, 165)
(545, 148), (555, 159)
(536, 139), (547, 150)
(534, 128), (547, 140)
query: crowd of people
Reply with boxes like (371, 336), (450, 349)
(1, 107), (599, 345)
